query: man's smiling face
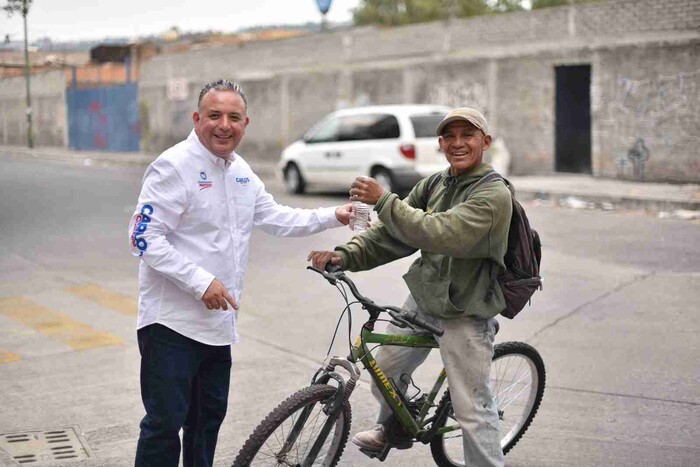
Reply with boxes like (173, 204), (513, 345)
(439, 120), (492, 176)
(193, 90), (249, 158)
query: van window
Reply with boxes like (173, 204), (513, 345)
(337, 114), (400, 141)
(305, 118), (340, 143)
(410, 113), (446, 138)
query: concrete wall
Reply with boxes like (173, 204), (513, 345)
(0, 70), (66, 146)
(137, 0), (699, 183)
(593, 42), (700, 181)
(0, 0), (697, 182)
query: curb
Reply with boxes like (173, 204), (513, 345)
(515, 189), (700, 213)
(2, 145), (698, 215)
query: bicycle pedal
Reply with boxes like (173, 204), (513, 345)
(358, 447), (382, 459)
(393, 441), (413, 450)
(359, 445), (391, 461)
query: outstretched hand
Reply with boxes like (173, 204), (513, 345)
(307, 250), (343, 270)
(336, 202), (373, 231)
(335, 203), (353, 228)
(349, 176), (385, 205)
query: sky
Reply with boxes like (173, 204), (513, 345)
(1, 0), (362, 43)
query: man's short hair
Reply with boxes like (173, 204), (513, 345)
(197, 79), (248, 110)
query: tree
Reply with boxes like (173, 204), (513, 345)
(351, 0), (595, 26)
(489, 0), (525, 13)
(531, 0), (591, 8)
(353, 0), (492, 27)
(3, 0), (33, 148)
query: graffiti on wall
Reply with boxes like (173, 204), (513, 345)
(428, 81), (488, 110)
(67, 84), (140, 152)
(597, 68), (699, 179)
(618, 138), (650, 179)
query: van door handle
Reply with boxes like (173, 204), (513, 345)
(324, 151), (341, 158)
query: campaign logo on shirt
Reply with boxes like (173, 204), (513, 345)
(131, 204), (153, 256)
(236, 177), (250, 185)
(199, 171), (213, 191)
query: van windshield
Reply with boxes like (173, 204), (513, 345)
(410, 113), (446, 138)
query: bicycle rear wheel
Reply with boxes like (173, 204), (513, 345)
(430, 341), (546, 466)
(493, 341), (545, 453)
(232, 384), (351, 467)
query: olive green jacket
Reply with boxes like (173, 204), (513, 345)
(336, 163), (512, 320)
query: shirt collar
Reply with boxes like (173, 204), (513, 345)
(187, 130), (238, 168)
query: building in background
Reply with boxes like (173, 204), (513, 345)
(0, 0), (698, 183)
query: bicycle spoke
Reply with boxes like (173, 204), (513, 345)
(249, 397), (342, 466)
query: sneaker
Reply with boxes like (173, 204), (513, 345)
(352, 425), (386, 451)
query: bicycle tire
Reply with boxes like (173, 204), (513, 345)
(430, 341), (546, 466)
(232, 384), (351, 467)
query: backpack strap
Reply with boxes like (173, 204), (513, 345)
(420, 172), (443, 211)
(464, 171), (504, 198)
(463, 171), (508, 303)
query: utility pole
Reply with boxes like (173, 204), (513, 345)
(3, 0), (33, 148)
(22, 0), (33, 148)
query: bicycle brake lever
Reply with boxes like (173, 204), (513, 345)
(306, 266), (337, 285)
(387, 309), (417, 331)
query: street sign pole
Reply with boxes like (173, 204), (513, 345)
(316, 0), (333, 31)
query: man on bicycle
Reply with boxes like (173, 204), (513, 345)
(309, 107), (510, 467)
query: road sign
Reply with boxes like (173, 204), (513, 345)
(316, 0), (332, 15)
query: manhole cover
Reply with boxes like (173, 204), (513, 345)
(0, 426), (93, 465)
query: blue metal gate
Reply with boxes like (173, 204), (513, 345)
(66, 83), (140, 152)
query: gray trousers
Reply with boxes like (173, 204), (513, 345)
(370, 294), (505, 467)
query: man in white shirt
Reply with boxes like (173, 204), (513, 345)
(128, 79), (352, 467)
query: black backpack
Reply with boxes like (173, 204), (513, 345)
(422, 171), (542, 319)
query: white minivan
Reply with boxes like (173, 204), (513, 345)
(278, 105), (450, 195)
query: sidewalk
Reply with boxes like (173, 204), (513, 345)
(1, 144), (698, 216)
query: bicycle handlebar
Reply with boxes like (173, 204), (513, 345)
(306, 265), (444, 337)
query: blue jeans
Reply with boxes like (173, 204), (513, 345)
(135, 324), (232, 467)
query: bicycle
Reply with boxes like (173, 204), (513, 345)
(233, 265), (545, 466)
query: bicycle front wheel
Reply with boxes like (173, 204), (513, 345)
(430, 341), (546, 466)
(232, 384), (351, 467)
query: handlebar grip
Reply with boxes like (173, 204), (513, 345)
(325, 264), (343, 274)
(419, 320), (444, 337)
(405, 310), (444, 337)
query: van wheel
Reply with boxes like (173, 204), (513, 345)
(284, 163), (306, 194)
(372, 168), (394, 193)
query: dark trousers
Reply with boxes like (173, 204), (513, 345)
(135, 323), (232, 467)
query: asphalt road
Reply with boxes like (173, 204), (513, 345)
(0, 155), (698, 466)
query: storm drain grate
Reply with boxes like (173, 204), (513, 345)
(0, 426), (93, 465)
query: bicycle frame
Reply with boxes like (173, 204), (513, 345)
(348, 319), (460, 446)
(235, 268), (544, 467)
(304, 266), (462, 460)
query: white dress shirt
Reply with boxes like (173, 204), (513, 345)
(129, 130), (341, 345)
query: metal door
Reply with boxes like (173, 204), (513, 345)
(555, 65), (591, 173)
(66, 83), (140, 152)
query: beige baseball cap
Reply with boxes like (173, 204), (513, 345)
(435, 107), (489, 136)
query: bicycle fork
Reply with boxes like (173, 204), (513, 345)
(279, 357), (361, 466)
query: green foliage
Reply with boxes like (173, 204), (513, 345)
(2, 0), (32, 16)
(351, 0), (598, 26)
(531, 0), (593, 8)
(353, 0), (492, 27)
(489, 0), (526, 13)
